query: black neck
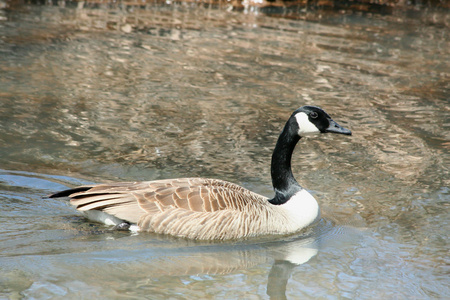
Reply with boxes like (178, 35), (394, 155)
(269, 119), (303, 205)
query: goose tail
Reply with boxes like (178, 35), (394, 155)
(48, 186), (93, 198)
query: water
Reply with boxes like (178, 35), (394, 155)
(0, 1), (449, 298)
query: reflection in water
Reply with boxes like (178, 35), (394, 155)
(268, 261), (296, 300)
(0, 1), (449, 299)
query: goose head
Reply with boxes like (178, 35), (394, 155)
(269, 105), (351, 206)
(292, 106), (352, 137)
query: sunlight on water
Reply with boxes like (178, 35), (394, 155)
(0, 0), (448, 298)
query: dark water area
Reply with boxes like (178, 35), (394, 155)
(0, 0), (449, 298)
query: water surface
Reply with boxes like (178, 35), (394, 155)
(0, 1), (449, 299)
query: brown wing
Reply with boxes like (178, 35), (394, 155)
(58, 178), (268, 226)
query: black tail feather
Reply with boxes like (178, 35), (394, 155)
(48, 186), (93, 198)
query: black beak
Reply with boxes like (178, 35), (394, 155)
(325, 119), (352, 135)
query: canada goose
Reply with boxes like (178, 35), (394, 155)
(49, 106), (351, 240)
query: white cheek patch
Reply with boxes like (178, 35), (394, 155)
(295, 112), (320, 136)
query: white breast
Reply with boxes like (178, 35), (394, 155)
(277, 189), (320, 232)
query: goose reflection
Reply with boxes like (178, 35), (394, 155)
(112, 233), (320, 299)
(265, 235), (319, 299)
(67, 221), (335, 298)
(93, 216), (361, 299)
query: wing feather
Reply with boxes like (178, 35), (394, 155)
(51, 178), (271, 239)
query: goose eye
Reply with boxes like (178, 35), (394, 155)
(310, 112), (318, 119)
